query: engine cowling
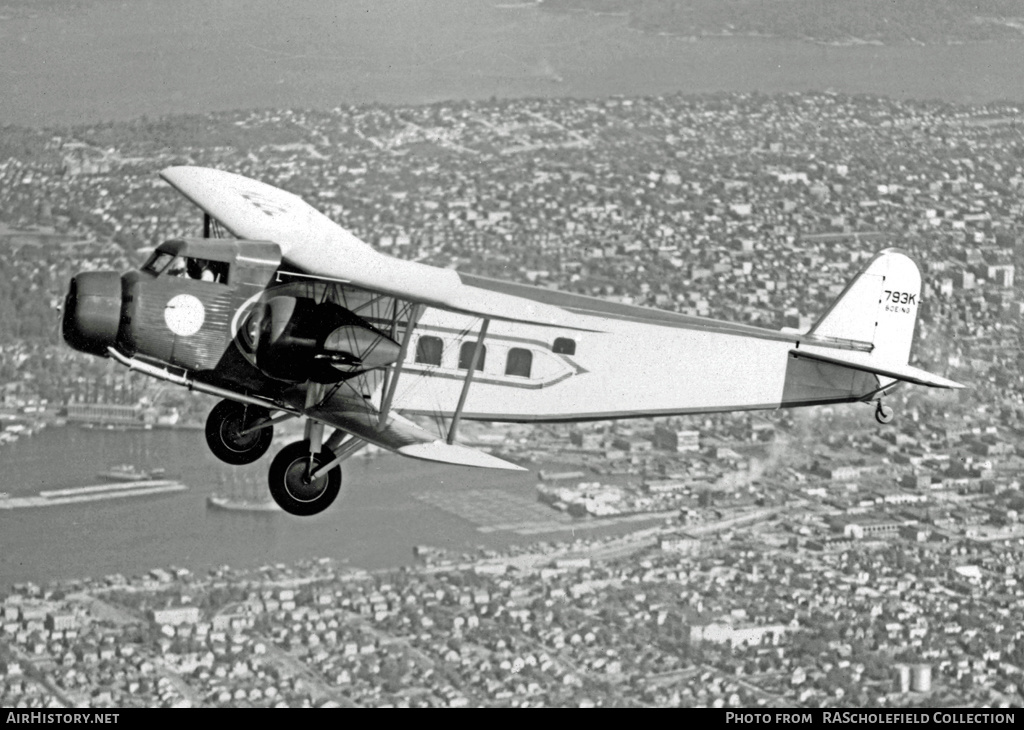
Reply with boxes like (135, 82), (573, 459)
(253, 296), (400, 383)
(62, 271), (123, 357)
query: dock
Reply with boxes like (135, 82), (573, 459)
(0, 480), (188, 510)
(416, 489), (672, 536)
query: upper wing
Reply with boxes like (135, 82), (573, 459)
(305, 393), (525, 471)
(160, 166), (600, 332)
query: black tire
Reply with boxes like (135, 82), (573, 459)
(205, 400), (273, 465)
(268, 440), (342, 516)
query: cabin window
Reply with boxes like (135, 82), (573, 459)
(553, 337), (576, 356)
(505, 348), (533, 378)
(458, 341), (487, 371)
(415, 336), (443, 366)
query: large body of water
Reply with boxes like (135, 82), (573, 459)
(1, 0), (1023, 127)
(0, 426), (538, 587)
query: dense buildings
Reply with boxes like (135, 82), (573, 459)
(0, 90), (1022, 706)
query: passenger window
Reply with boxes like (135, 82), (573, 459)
(415, 336), (443, 366)
(553, 337), (576, 355)
(458, 341), (487, 371)
(505, 348), (533, 378)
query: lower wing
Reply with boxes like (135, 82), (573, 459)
(305, 398), (526, 471)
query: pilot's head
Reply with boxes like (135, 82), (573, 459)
(168, 258), (187, 277)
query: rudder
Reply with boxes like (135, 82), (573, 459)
(808, 249), (921, 366)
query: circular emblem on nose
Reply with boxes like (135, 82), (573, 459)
(164, 294), (206, 337)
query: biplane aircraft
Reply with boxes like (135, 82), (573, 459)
(61, 167), (964, 516)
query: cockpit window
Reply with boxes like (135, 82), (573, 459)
(143, 252), (175, 275)
(146, 253), (228, 283)
(185, 257), (228, 284)
(167, 257), (188, 277)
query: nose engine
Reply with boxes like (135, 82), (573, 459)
(62, 271), (123, 357)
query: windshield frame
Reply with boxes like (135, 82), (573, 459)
(142, 251), (176, 276)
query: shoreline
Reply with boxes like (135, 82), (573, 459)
(540, 1), (1024, 49)
(4, 4), (1024, 128)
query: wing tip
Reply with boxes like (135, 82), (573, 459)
(160, 165), (235, 187)
(398, 442), (528, 471)
(901, 364), (967, 390)
(159, 164), (200, 182)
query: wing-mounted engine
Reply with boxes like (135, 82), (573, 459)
(246, 290), (401, 383)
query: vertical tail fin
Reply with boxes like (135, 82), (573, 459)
(808, 248), (921, 367)
(791, 249), (963, 390)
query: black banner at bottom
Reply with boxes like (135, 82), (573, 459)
(721, 710), (1019, 726)
(2, 708), (1022, 720)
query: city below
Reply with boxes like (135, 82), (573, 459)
(0, 87), (1022, 707)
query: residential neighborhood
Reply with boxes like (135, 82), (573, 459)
(0, 90), (1022, 706)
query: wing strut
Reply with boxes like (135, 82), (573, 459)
(379, 299), (399, 410)
(378, 303), (423, 429)
(309, 433), (369, 481)
(447, 318), (489, 445)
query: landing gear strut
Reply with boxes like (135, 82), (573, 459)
(205, 400), (274, 465)
(268, 440), (342, 516)
(874, 402), (895, 425)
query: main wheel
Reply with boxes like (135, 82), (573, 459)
(875, 403), (895, 425)
(268, 440), (341, 516)
(205, 400), (273, 465)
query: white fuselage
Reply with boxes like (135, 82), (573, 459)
(387, 307), (878, 423)
(155, 165), (887, 424)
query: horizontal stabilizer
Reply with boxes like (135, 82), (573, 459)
(789, 348), (965, 390)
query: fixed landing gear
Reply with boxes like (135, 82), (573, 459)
(205, 400), (273, 465)
(268, 439), (342, 516)
(874, 402), (895, 425)
(206, 387), (362, 515)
